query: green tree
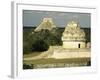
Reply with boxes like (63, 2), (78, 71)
(31, 39), (49, 52)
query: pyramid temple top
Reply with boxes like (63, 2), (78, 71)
(34, 18), (56, 31)
(62, 20), (86, 41)
(43, 18), (53, 22)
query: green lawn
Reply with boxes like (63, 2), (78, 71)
(23, 52), (42, 58)
(23, 57), (90, 65)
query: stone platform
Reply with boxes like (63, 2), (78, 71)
(50, 48), (90, 59)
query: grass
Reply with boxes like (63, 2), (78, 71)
(23, 52), (44, 58)
(23, 57), (90, 65)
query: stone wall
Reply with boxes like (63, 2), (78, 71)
(51, 49), (90, 59)
(31, 62), (90, 69)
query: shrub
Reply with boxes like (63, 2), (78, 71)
(31, 39), (49, 52)
(23, 63), (33, 69)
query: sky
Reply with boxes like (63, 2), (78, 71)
(23, 10), (91, 28)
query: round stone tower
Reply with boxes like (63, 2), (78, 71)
(62, 21), (86, 48)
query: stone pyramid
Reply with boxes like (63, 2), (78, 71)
(34, 18), (56, 32)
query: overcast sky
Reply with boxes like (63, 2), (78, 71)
(23, 10), (91, 28)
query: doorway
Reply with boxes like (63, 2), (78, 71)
(78, 44), (80, 48)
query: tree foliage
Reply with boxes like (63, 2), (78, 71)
(23, 27), (63, 54)
(31, 39), (49, 52)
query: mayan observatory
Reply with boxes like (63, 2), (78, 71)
(51, 20), (90, 59)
